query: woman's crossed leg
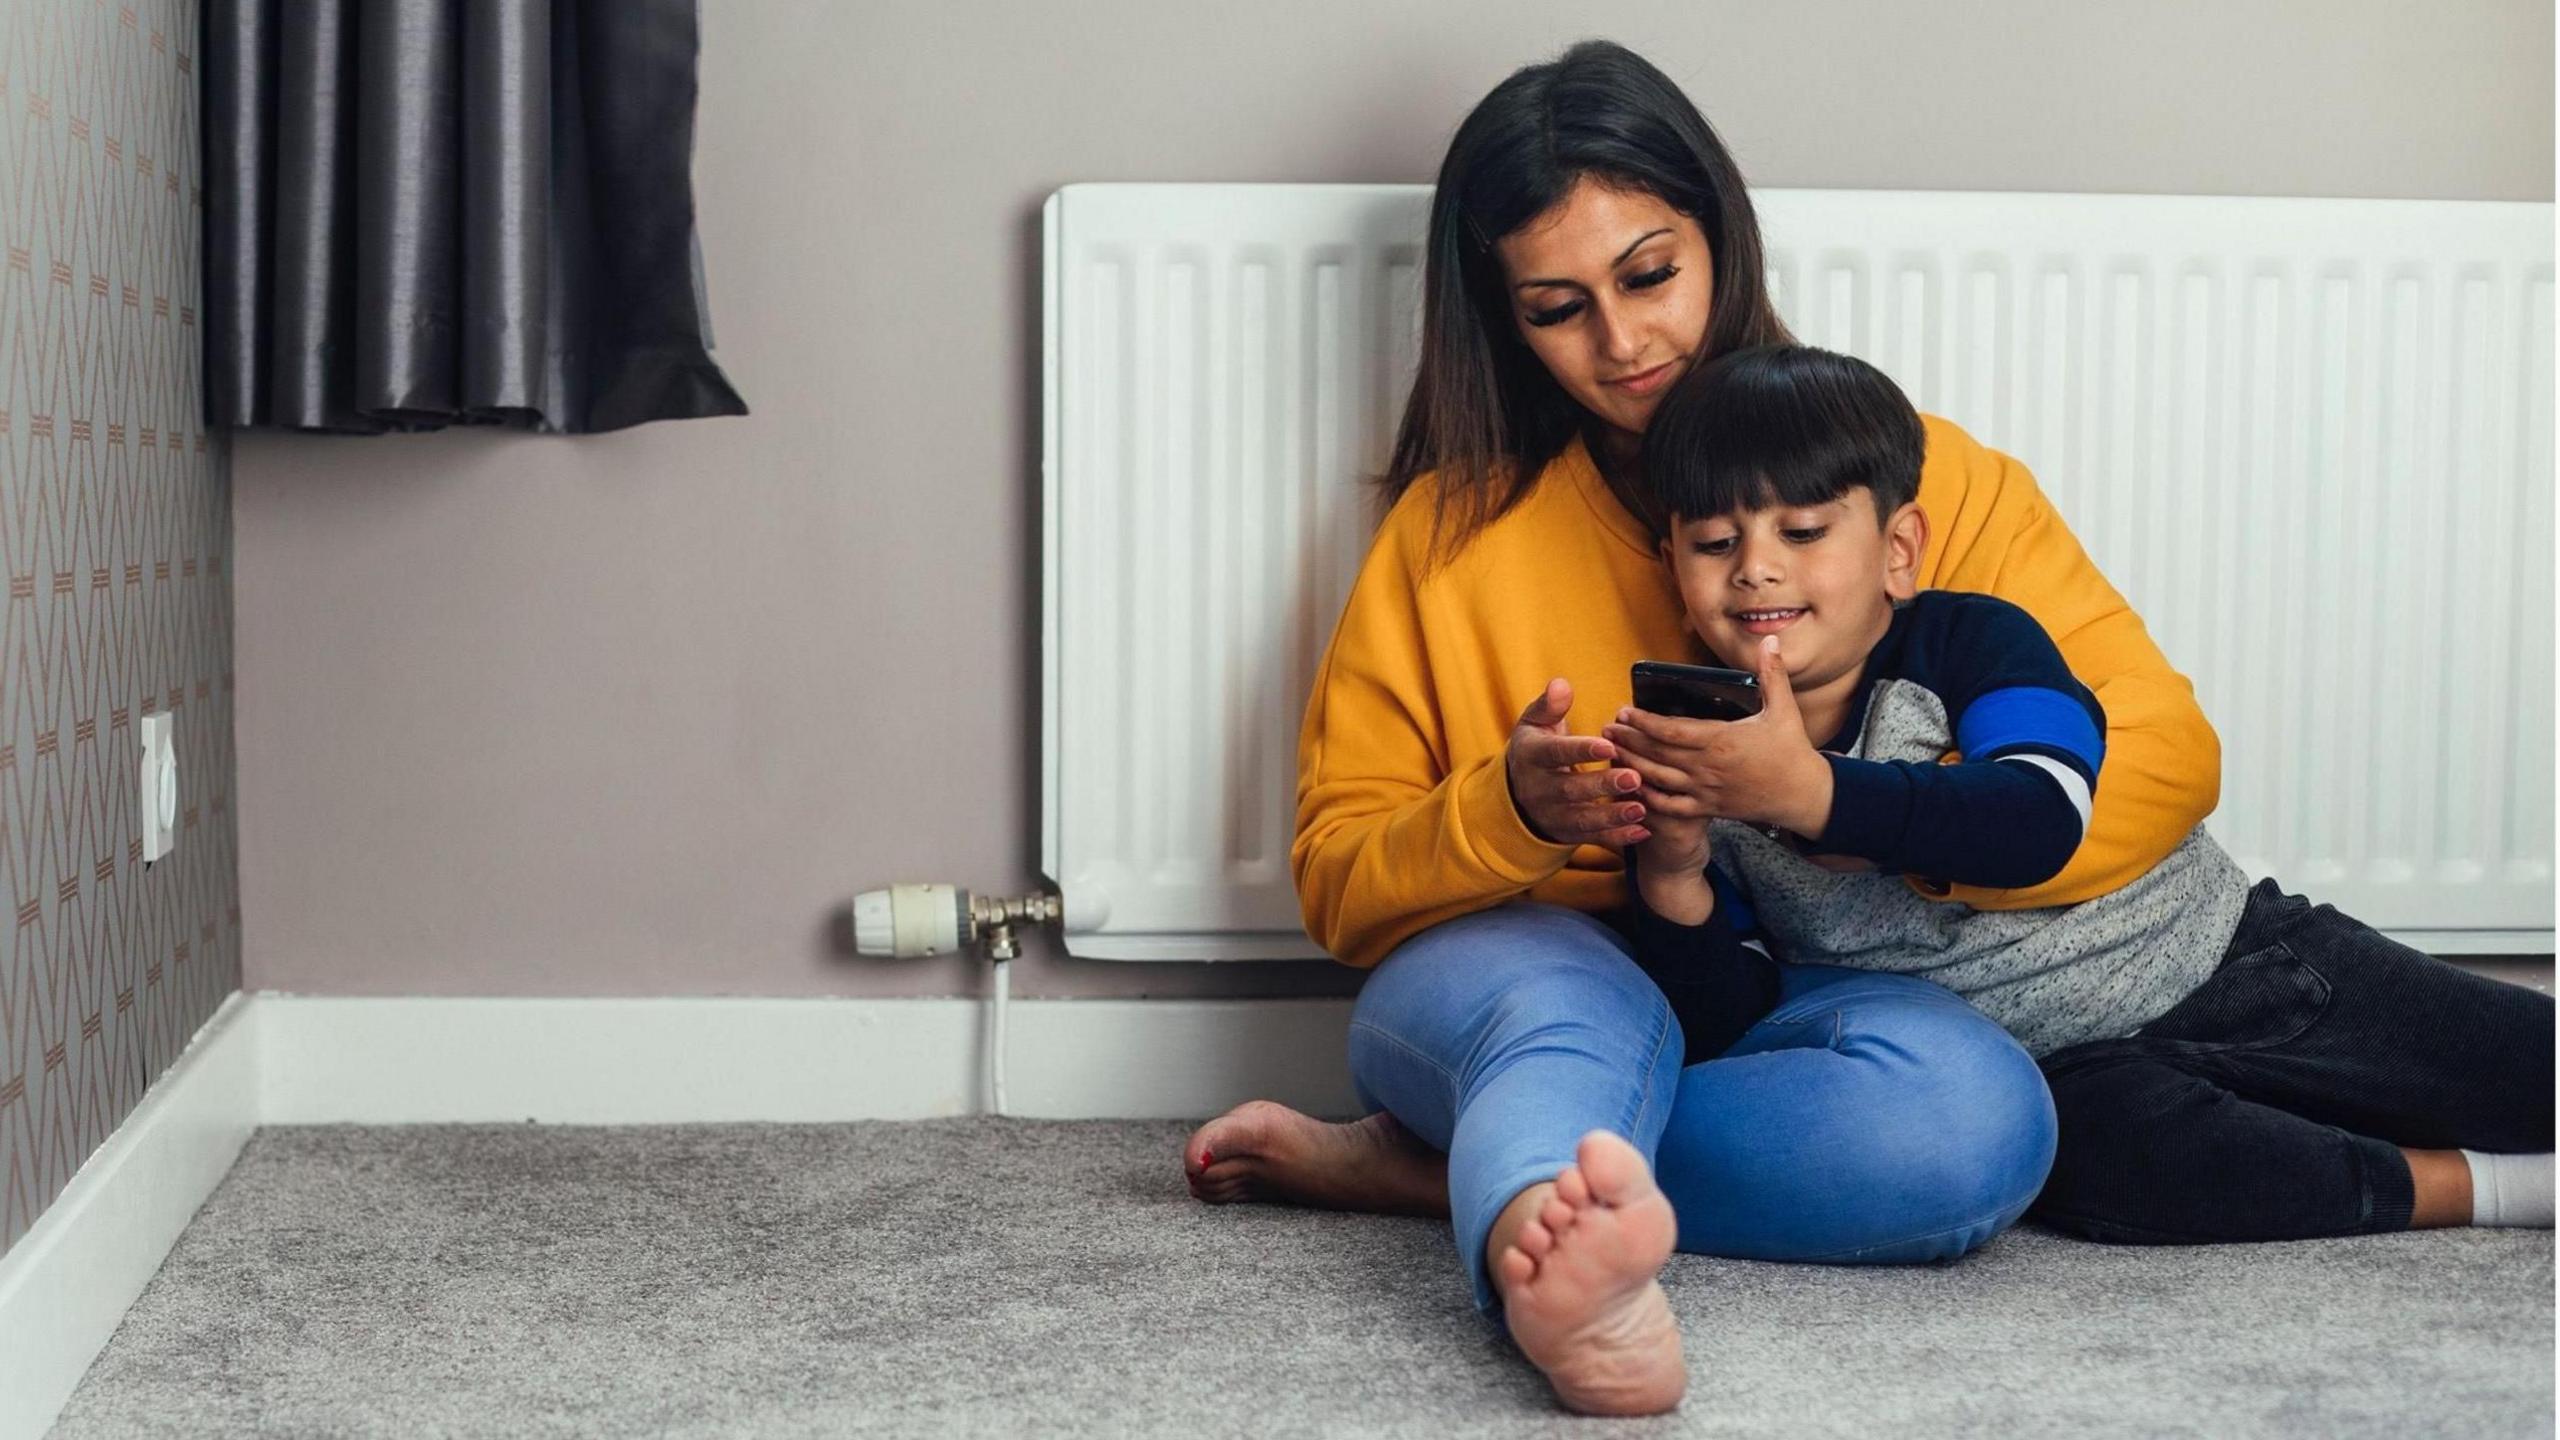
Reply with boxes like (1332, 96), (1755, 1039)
(1186, 901), (2056, 1415)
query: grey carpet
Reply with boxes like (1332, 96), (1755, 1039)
(49, 1121), (2555, 1438)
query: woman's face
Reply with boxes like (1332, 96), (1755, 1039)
(1493, 175), (1717, 441)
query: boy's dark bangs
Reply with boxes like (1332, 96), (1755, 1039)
(1637, 346), (1924, 536)
(1642, 372), (1866, 530)
(1683, 444), (1862, 522)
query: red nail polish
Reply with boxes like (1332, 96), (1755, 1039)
(1201, 1148), (1215, 1166)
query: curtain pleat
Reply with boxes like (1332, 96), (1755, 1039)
(202, 0), (745, 435)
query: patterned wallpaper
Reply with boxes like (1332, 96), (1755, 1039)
(0, 0), (240, 1259)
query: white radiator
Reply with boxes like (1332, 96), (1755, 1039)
(1042, 184), (2555, 960)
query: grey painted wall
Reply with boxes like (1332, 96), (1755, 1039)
(231, 0), (2553, 1001)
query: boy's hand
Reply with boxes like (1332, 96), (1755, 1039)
(1631, 814), (1715, 925)
(1604, 635), (1837, 837)
(1631, 803), (1710, 878)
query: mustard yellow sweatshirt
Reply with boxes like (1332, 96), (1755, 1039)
(1292, 415), (2222, 970)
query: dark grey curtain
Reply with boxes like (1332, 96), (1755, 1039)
(202, 0), (748, 434)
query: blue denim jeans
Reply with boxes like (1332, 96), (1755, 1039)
(1348, 902), (2058, 1312)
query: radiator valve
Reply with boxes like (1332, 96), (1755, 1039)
(853, 884), (1062, 961)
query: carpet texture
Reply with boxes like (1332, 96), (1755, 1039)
(49, 1121), (2555, 1438)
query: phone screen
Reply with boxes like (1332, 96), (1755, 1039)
(1630, 661), (1763, 723)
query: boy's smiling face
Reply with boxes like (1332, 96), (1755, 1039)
(1660, 488), (1930, 702)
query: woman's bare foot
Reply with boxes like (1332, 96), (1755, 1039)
(1183, 1100), (1450, 1217)
(1493, 1131), (1686, 1416)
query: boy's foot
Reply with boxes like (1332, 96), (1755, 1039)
(1494, 1131), (1687, 1417)
(1183, 1101), (1450, 1217)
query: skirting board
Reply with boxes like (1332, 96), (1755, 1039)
(0, 990), (263, 1440)
(252, 993), (1362, 1123)
(0, 990), (1361, 1440)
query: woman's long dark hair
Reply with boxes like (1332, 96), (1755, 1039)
(1382, 40), (1794, 569)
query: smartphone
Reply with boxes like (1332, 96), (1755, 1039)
(1630, 660), (1764, 722)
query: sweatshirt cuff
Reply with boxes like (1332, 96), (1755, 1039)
(1454, 751), (1578, 884)
(1624, 865), (1723, 947)
(1811, 753), (1908, 864)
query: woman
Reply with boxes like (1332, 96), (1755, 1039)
(1183, 40), (2221, 1416)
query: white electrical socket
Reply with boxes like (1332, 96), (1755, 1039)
(139, 713), (177, 864)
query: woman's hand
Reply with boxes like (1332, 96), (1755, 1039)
(1602, 636), (1836, 837)
(1505, 678), (1651, 848)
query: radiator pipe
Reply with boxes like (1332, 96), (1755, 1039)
(852, 884), (1065, 1116)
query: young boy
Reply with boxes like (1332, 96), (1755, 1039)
(1610, 343), (2555, 1242)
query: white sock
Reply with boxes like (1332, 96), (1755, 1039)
(2460, 1150), (2555, 1228)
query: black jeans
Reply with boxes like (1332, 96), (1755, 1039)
(2030, 878), (2555, 1243)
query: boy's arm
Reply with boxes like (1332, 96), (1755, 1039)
(1621, 856), (1782, 1061)
(1808, 595), (2104, 889)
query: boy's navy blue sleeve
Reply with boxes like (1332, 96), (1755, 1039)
(1620, 858), (1781, 1064)
(1812, 594), (2105, 889)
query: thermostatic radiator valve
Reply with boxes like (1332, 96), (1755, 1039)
(853, 884), (1063, 961)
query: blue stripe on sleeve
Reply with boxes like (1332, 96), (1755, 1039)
(1958, 686), (2104, 775)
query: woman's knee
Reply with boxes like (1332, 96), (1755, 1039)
(1851, 995), (2059, 1228)
(1656, 978), (2055, 1263)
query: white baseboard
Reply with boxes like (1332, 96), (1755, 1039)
(254, 993), (1360, 1123)
(0, 991), (263, 1440)
(0, 990), (1361, 1440)
(2394, 931), (2555, 957)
